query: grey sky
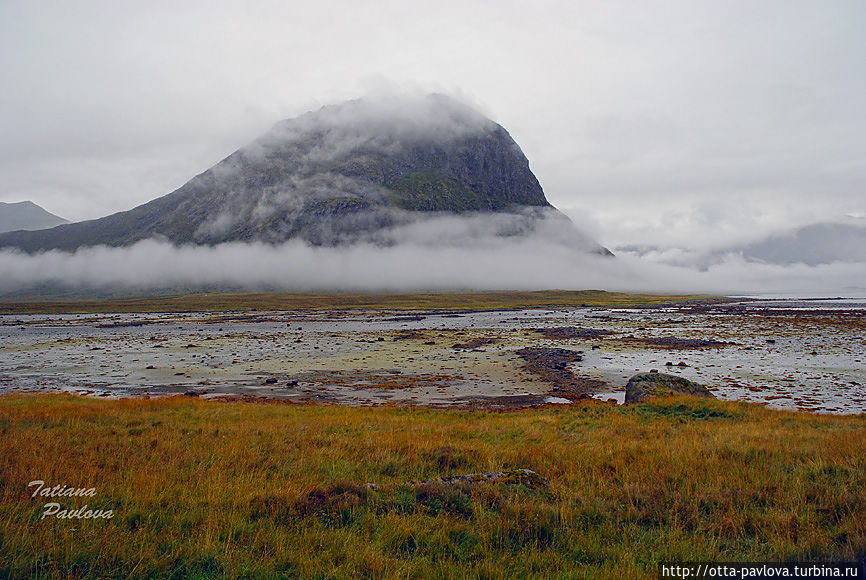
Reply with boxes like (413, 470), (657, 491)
(1, 0), (864, 251)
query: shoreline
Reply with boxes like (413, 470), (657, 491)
(2, 293), (863, 414)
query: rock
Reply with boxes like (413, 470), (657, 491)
(624, 372), (715, 404)
(634, 337), (730, 349)
(451, 338), (497, 350)
(536, 327), (613, 339)
(515, 347), (606, 398)
(365, 468), (548, 491)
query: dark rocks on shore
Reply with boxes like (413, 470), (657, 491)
(632, 337), (731, 349)
(624, 372), (715, 404)
(451, 338), (497, 350)
(535, 327), (613, 340)
(515, 347), (606, 398)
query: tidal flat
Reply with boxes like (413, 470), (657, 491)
(1, 293), (864, 413)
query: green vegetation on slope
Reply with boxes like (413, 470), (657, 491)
(0, 394), (863, 578)
(389, 170), (487, 211)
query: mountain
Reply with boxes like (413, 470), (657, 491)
(0, 94), (609, 254)
(616, 221), (866, 268)
(738, 222), (866, 265)
(0, 201), (68, 234)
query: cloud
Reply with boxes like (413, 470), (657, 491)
(1, 1), (864, 264)
(1, 219), (863, 298)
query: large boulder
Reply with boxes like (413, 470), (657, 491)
(624, 372), (715, 404)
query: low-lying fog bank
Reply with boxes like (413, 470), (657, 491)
(1, 237), (864, 297)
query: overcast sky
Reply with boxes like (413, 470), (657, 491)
(1, 0), (864, 251)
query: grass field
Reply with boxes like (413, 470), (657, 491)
(0, 394), (863, 578)
(0, 289), (716, 315)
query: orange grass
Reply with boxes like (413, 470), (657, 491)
(0, 394), (863, 578)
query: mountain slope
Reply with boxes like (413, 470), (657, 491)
(0, 201), (68, 234)
(0, 94), (607, 254)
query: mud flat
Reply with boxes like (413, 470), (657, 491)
(1, 296), (864, 413)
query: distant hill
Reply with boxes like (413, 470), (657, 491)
(0, 201), (68, 234)
(616, 221), (866, 267)
(0, 94), (610, 255)
(738, 222), (866, 265)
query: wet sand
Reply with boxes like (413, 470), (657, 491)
(1, 298), (864, 413)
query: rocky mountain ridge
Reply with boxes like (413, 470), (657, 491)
(0, 94), (608, 255)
